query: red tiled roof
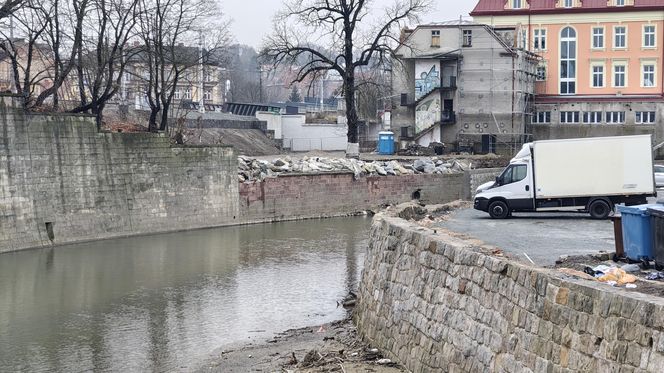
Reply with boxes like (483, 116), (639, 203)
(471, 0), (504, 13)
(470, 0), (664, 16)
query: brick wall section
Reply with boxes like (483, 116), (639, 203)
(0, 96), (239, 253)
(356, 214), (664, 373)
(238, 172), (465, 223)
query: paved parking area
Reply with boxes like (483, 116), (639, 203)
(438, 208), (617, 266)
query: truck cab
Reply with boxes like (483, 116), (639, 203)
(474, 145), (534, 218)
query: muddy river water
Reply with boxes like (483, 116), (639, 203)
(0, 217), (371, 372)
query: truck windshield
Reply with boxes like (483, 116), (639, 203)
(499, 164), (527, 185)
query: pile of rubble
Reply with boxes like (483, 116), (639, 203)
(237, 156), (471, 182)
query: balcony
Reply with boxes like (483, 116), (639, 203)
(441, 110), (456, 124)
(441, 76), (457, 90)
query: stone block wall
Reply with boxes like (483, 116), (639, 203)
(0, 96), (239, 253)
(464, 168), (503, 200)
(356, 214), (664, 372)
(238, 172), (464, 224)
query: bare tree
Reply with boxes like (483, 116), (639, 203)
(0, 0), (23, 20)
(32, 0), (89, 109)
(0, 3), (50, 107)
(68, 0), (140, 129)
(262, 0), (430, 156)
(225, 44), (262, 103)
(137, 0), (229, 132)
(355, 62), (390, 120)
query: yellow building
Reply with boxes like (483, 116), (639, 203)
(472, 0), (664, 132)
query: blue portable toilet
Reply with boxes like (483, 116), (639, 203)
(617, 204), (659, 261)
(378, 131), (395, 155)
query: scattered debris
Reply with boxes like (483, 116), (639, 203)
(338, 291), (357, 308)
(553, 253), (664, 296)
(237, 155), (471, 182)
(597, 267), (636, 286)
(621, 263), (641, 273)
(300, 350), (323, 368)
(523, 253), (536, 265)
(558, 268), (597, 281)
(646, 272), (664, 280)
(397, 144), (436, 156)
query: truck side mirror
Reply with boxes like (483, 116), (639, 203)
(495, 176), (501, 185)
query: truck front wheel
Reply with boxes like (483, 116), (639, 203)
(488, 201), (510, 219)
(589, 200), (612, 220)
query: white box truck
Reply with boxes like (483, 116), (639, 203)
(474, 135), (656, 219)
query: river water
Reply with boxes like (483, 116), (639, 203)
(0, 217), (371, 372)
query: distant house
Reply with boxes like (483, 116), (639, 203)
(391, 21), (538, 154)
(119, 43), (226, 110)
(0, 39), (56, 99)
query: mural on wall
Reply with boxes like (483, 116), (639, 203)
(415, 94), (440, 134)
(415, 61), (440, 100)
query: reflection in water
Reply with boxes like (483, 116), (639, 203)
(0, 217), (370, 372)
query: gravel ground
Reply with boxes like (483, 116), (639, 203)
(437, 208), (617, 266)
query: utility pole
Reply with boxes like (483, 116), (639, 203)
(320, 73), (324, 112)
(8, 16), (15, 94)
(258, 66), (263, 103)
(198, 30), (205, 114)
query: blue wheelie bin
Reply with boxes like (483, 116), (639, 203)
(647, 205), (664, 269)
(617, 204), (658, 261)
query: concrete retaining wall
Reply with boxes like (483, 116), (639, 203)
(0, 96), (239, 253)
(356, 214), (664, 372)
(0, 94), (473, 253)
(239, 172), (465, 224)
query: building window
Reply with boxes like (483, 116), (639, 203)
(184, 87), (192, 99)
(592, 65), (604, 88)
(643, 64), (656, 87)
(607, 111), (626, 124)
(513, 0), (521, 8)
(592, 27), (604, 49)
(174, 89), (181, 99)
(532, 111), (551, 124)
(616, 0), (625, 5)
(563, 0), (573, 8)
(431, 30), (440, 47)
(636, 111), (656, 124)
(463, 30), (472, 47)
(583, 112), (602, 124)
(204, 89), (212, 101)
(614, 64), (627, 87)
(614, 26), (626, 48)
(560, 27), (576, 95)
(536, 65), (547, 81)
(560, 111), (580, 123)
(534, 29), (546, 50)
(644, 25), (656, 48)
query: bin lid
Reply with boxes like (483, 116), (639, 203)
(617, 204), (661, 216)
(647, 205), (664, 218)
(378, 131), (394, 135)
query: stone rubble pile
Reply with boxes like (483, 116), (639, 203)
(237, 156), (471, 182)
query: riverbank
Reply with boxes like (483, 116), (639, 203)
(196, 317), (406, 373)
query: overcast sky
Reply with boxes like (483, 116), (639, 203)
(222, 0), (477, 48)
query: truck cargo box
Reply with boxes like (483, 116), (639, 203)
(533, 135), (654, 199)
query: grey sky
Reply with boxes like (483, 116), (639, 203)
(222, 0), (477, 48)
